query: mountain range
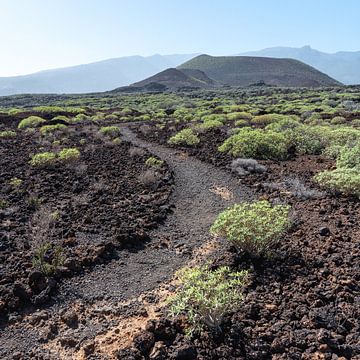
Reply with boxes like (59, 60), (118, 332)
(0, 46), (359, 96)
(0, 54), (197, 96)
(241, 46), (360, 85)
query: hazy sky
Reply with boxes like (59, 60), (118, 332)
(0, 0), (359, 76)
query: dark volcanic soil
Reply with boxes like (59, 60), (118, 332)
(0, 127), (253, 359)
(125, 121), (360, 360)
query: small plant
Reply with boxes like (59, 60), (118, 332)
(29, 207), (64, 276)
(168, 128), (200, 146)
(0, 199), (9, 209)
(314, 168), (360, 198)
(40, 124), (67, 136)
(0, 130), (16, 138)
(168, 266), (248, 334)
(145, 156), (164, 168)
(230, 158), (266, 176)
(219, 128), (288, 160)
(58, 148), (80, 163)
(9, 177), (23, 188)
(18, 116), (46, 129)
(112, 137), (121, 145)
(32, 243), (64, 276)
(336, 144), (360, 170)
(99, 126), (121, 137)
(29, 152), (57, 167)
(211, 200), (290, 257)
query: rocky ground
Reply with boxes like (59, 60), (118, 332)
(123, 122), (360, 359)
(0, 126), (254, 359)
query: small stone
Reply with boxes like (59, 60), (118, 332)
(319, 227), (330, 236)
(265, 304), (277, 312)
(319, 343), (329, 352)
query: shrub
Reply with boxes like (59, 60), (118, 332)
(210, 200), (290, 256)
(0, 130), (16, 138)
(330, 116), (346, 125)
(58, 148), (80, 163)
(198, 119), (223, 130)
(145, 156), (164, 168)
(40, 124), (67, 135)
(168, 266), (248, 334)
(336, 144), (360, 170)
(9, 177), (23, 188)
(227, 112), (252, 121)
(234, 119), (249, 127)
(99, 126), (121, 137)
(29, 152), (57, 167)
(18, 116), (46, 129)
(32, 243), (64, 276)
(251, 114), (289, 126)
(230, 158), (267, 176)
(314, 168), (360, 198)
(112, 137), (121, 145)
(219, 128), (288, 160)
(168, 128), (200, 146)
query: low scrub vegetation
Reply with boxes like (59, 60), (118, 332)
(58, 148), (81, 163)
(29, 152), (57, 167)
(168, 128), (200, 146)
(168, 265), (248, 334)
(219, 128), (288, 160)
(99, 126), (121, 137)
(18, 116), (46, 129)
(145, 156), (164, 168)
(211, 200), (290, 257)
(0, 130), (16, 138)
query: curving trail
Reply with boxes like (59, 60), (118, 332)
(0, 126), (253, 359)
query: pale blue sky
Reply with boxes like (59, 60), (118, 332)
(0, 0), (359, 76)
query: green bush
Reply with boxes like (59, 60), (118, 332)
(0, 130), (16, 138)
(29, 152), (57, 167)
(198, 119), (223, 130)
(145, 156), (164, 168)
(210, 200), (290, 256)
(99, 126), (121, 137)
(251, 114), (289, 126)
(40, 124), (67, 135)
(314, 168), (360, 198)
(226, 112), (252, 121)
(9, 177), (23, 188)
(168, 266), (248, 334)
(336, 144), (360, 170)
(58, 148), (80, 163)
(32, 243), (64, 276)
(219, 128), (288, 160)
(168, 128), (200, 146)
(18, 116), (46, 129)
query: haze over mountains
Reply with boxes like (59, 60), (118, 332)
(0, 46), (358, 96)
(0, 54), (197, 96)
(241, 46), (360, 85)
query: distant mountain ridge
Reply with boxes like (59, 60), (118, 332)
(0, 54), (198, 96)
(129, 67), (219, 90)
(241, 46), (360, 85)
(177, 54), (340, 87)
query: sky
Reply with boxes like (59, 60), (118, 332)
(0, 0), (359, 76)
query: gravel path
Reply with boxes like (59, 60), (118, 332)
(0, 127), (253, 359)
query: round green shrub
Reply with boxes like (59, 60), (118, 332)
(219, 128), (288, 160)
(168, 265), (248, 334)
(29, 152), (57, 167)
(58, 148), (80, 163)
(210, 200), (290, 256)
(18, 116), (46, 129)
(168, 128), (200, 146)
